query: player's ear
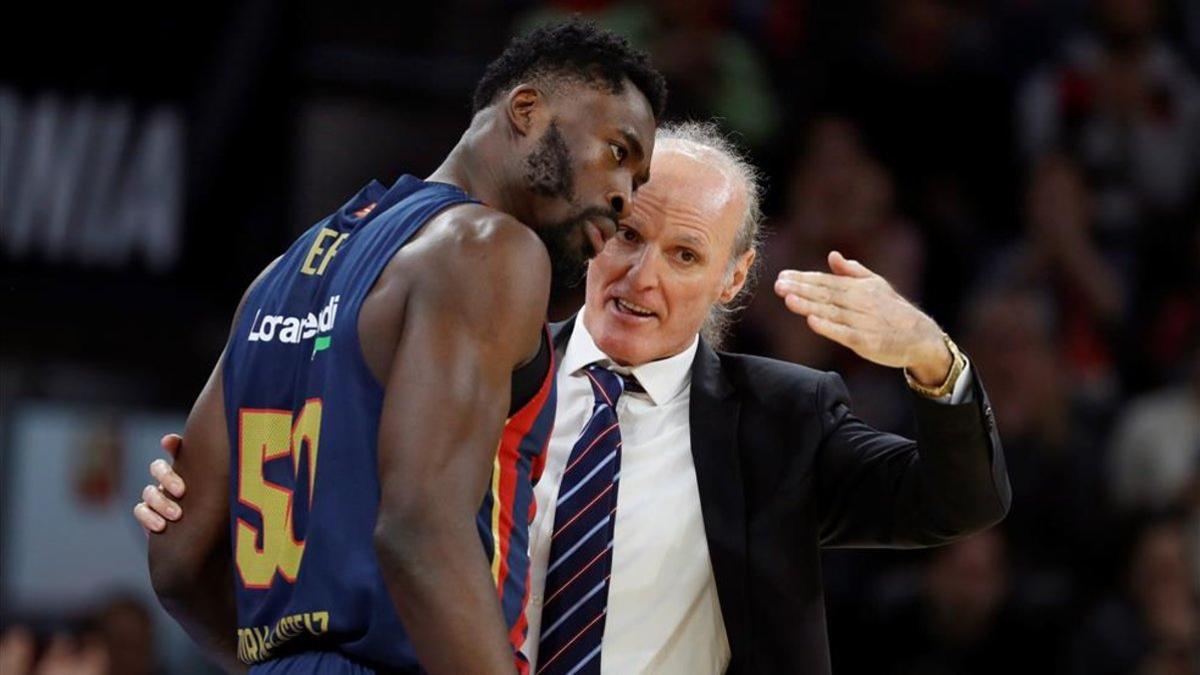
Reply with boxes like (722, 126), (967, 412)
(505, 84), (543, 137)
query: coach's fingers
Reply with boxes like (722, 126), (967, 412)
(160, 433), (183, 457)
(150, 459), (185, 498)
(775, 279), (874, 315)
(828, 250), (874, 279)
(805, 313), (866, 352)
(783, 294), (868, 328)
(775, 278), (836, 303)
(142, 484), (181, 521)
(777, 269), (856, 293)
(133, 502), (167, 533)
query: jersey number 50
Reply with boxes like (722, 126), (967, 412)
(235, 399), (322, 588)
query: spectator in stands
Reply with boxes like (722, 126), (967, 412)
(1070, 514), (1199, 675)
(0, 626), (108, 675)
(1108, 346), (1200, 513)
(984, 154), (1128, 393)
(1108, 343), (1200, 589)
(857, 530), (1058, 674)
(94, 596), (156, 675)
(1018, 0), (1200, 236)
(959, 286), (1116, 589)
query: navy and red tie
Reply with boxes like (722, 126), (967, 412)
(536, 365), (635, 675)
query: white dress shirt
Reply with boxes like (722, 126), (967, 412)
(522, 309), (974, 673)
(523, 309), (730, 674)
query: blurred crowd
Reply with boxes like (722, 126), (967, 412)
(3, 0), (1198, 673)
(0, 596), (157, 675)
(702, 0), (1200, 672)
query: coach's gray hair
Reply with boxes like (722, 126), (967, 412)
(655, 121), (765, 350)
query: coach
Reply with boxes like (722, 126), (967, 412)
(136, 122), (1010, 674)
(530, 121), (1009, 675)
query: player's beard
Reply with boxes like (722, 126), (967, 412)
(524, 122), (614, 290)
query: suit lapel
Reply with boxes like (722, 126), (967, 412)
(689, 341), (750, 674)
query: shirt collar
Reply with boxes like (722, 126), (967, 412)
(561, 307), (698, 406)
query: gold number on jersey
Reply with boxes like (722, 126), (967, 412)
(235, 399), (322, 588)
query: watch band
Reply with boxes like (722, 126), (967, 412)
(904, 333), (966, 399)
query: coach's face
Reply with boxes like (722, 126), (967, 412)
(510, 81), (656, 288)
(583, 143), (753, 365)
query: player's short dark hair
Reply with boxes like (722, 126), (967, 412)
(472, 19), (667, 120)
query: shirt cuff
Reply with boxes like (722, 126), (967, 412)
(928, 357), (973, 405)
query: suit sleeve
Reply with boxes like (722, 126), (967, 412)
(815, 366), (1011, 548)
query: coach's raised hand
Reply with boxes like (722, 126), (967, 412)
(774, 251), (953, 387)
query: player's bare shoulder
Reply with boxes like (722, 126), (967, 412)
(401, 203), (552, 318)
(423, 203), (550, 289)
(358, 202), (551, 381)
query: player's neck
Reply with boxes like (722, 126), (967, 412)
(427, 117), (526, 220)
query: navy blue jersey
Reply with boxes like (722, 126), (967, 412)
(222, 176), (556, 671)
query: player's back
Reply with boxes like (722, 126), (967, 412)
(222, 176), (555, 672)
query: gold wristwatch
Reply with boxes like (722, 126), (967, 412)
(904, 333), (966, 399)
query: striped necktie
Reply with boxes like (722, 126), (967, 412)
(536, 365), (634, 675)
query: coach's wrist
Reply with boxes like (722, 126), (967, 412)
(905, 334), (963, 398)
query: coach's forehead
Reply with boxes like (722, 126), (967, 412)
(637, 141), (745, 234)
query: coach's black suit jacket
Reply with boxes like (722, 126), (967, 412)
(551, 318), (1011, 674)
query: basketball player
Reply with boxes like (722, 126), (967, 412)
(142, 21), (665, 675)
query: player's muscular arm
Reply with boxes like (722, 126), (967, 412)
(147, 259), (279, 674)
(373, 215), (550, 674)
(149, 355), (243, 673)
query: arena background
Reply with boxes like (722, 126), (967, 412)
(2, 1), (1197, 673)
